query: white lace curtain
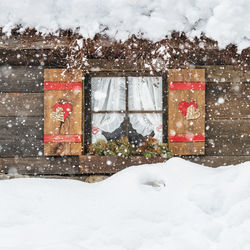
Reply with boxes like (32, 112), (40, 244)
(91, 77), (162, 143)
(91, 77), (125, 143)
(128, 77), (162, 142)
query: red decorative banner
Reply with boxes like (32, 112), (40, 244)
(169, 134), (205, 142)
(44, 134), (81, 143)
(44, 82), (82, 91)
(169, 82), (205, 90)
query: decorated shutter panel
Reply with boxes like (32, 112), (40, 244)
(44, 69), (83, 156)
(168, 69), (205, 155)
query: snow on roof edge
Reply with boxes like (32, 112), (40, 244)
(0, 0), (249, 51)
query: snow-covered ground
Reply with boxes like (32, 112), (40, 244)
(0, 158), (250, 250)
(0, 0), (249, 50)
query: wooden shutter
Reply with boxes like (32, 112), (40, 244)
(44, 69), (83, 156)
(168, 69), (205, 155)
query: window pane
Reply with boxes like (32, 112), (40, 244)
(129, 113), (162, 144)
(92, 113), (126, 143)
(128, 77), (162, 111)
(91, 77), (126, 111)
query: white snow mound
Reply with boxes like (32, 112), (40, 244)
(0, 0), (249, 50)
(0, 158), (250, 250)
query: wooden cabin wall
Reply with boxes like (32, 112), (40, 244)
(185, 66), (250, 166)
(0, 58), (249, 175)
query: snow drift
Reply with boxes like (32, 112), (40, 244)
(0, 158), (250, 250)
(0, 0), (249, 50)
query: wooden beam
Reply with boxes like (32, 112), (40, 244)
(79, 155), (167, 174)
(0, 156), (80, 175)
(87, 61), (250, 75)
(0, 36), (70, 50)
(183, 155), (250, 167)
(1, 155), (248, 175)
(0, 49), (67, 66)
(0, 64), (249, 83)
(80, 155), (250, 173)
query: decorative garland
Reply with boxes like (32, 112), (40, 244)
(88, 137), (172, 159)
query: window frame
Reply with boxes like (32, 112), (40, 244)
(84, 71), (168, 154)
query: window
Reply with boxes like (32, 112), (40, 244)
(44, 68), (205, 157)
(90, 76), (163, 146)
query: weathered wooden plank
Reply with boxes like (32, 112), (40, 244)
(183, 156), (250, 167)
(0, 49), (68, 67)
(205, 119), (250, 156)
(0, 36), (212, 51)
(0, 65), (43, 92)
(0, 139), (42, 158)
(80, 155), (250, 173)
(204, 65), (250, 83)
(79, 155), (167, 174)
(206, 82), (250, 119)
(0, 93), (43, 116)
(0, 156), (80, 175)
(0, 117), (43, 140)
(206, 119), (249, 138)
(2, 155), (247, 175)
(1, 154), (248, 176)
(87, 59), (149, 72)
(0, 117), (43, 157)
(0, 36), (70, 50)
(86, 61), (250, 75)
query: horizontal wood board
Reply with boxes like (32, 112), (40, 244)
(0, 65), (43, 92)
(1, 156), (249, 175)
(79, 155), (168, 174)
(182, 156), (250, 168)
(0, 156), (80, 175)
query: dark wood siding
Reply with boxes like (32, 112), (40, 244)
(0, 63), (249, 174)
